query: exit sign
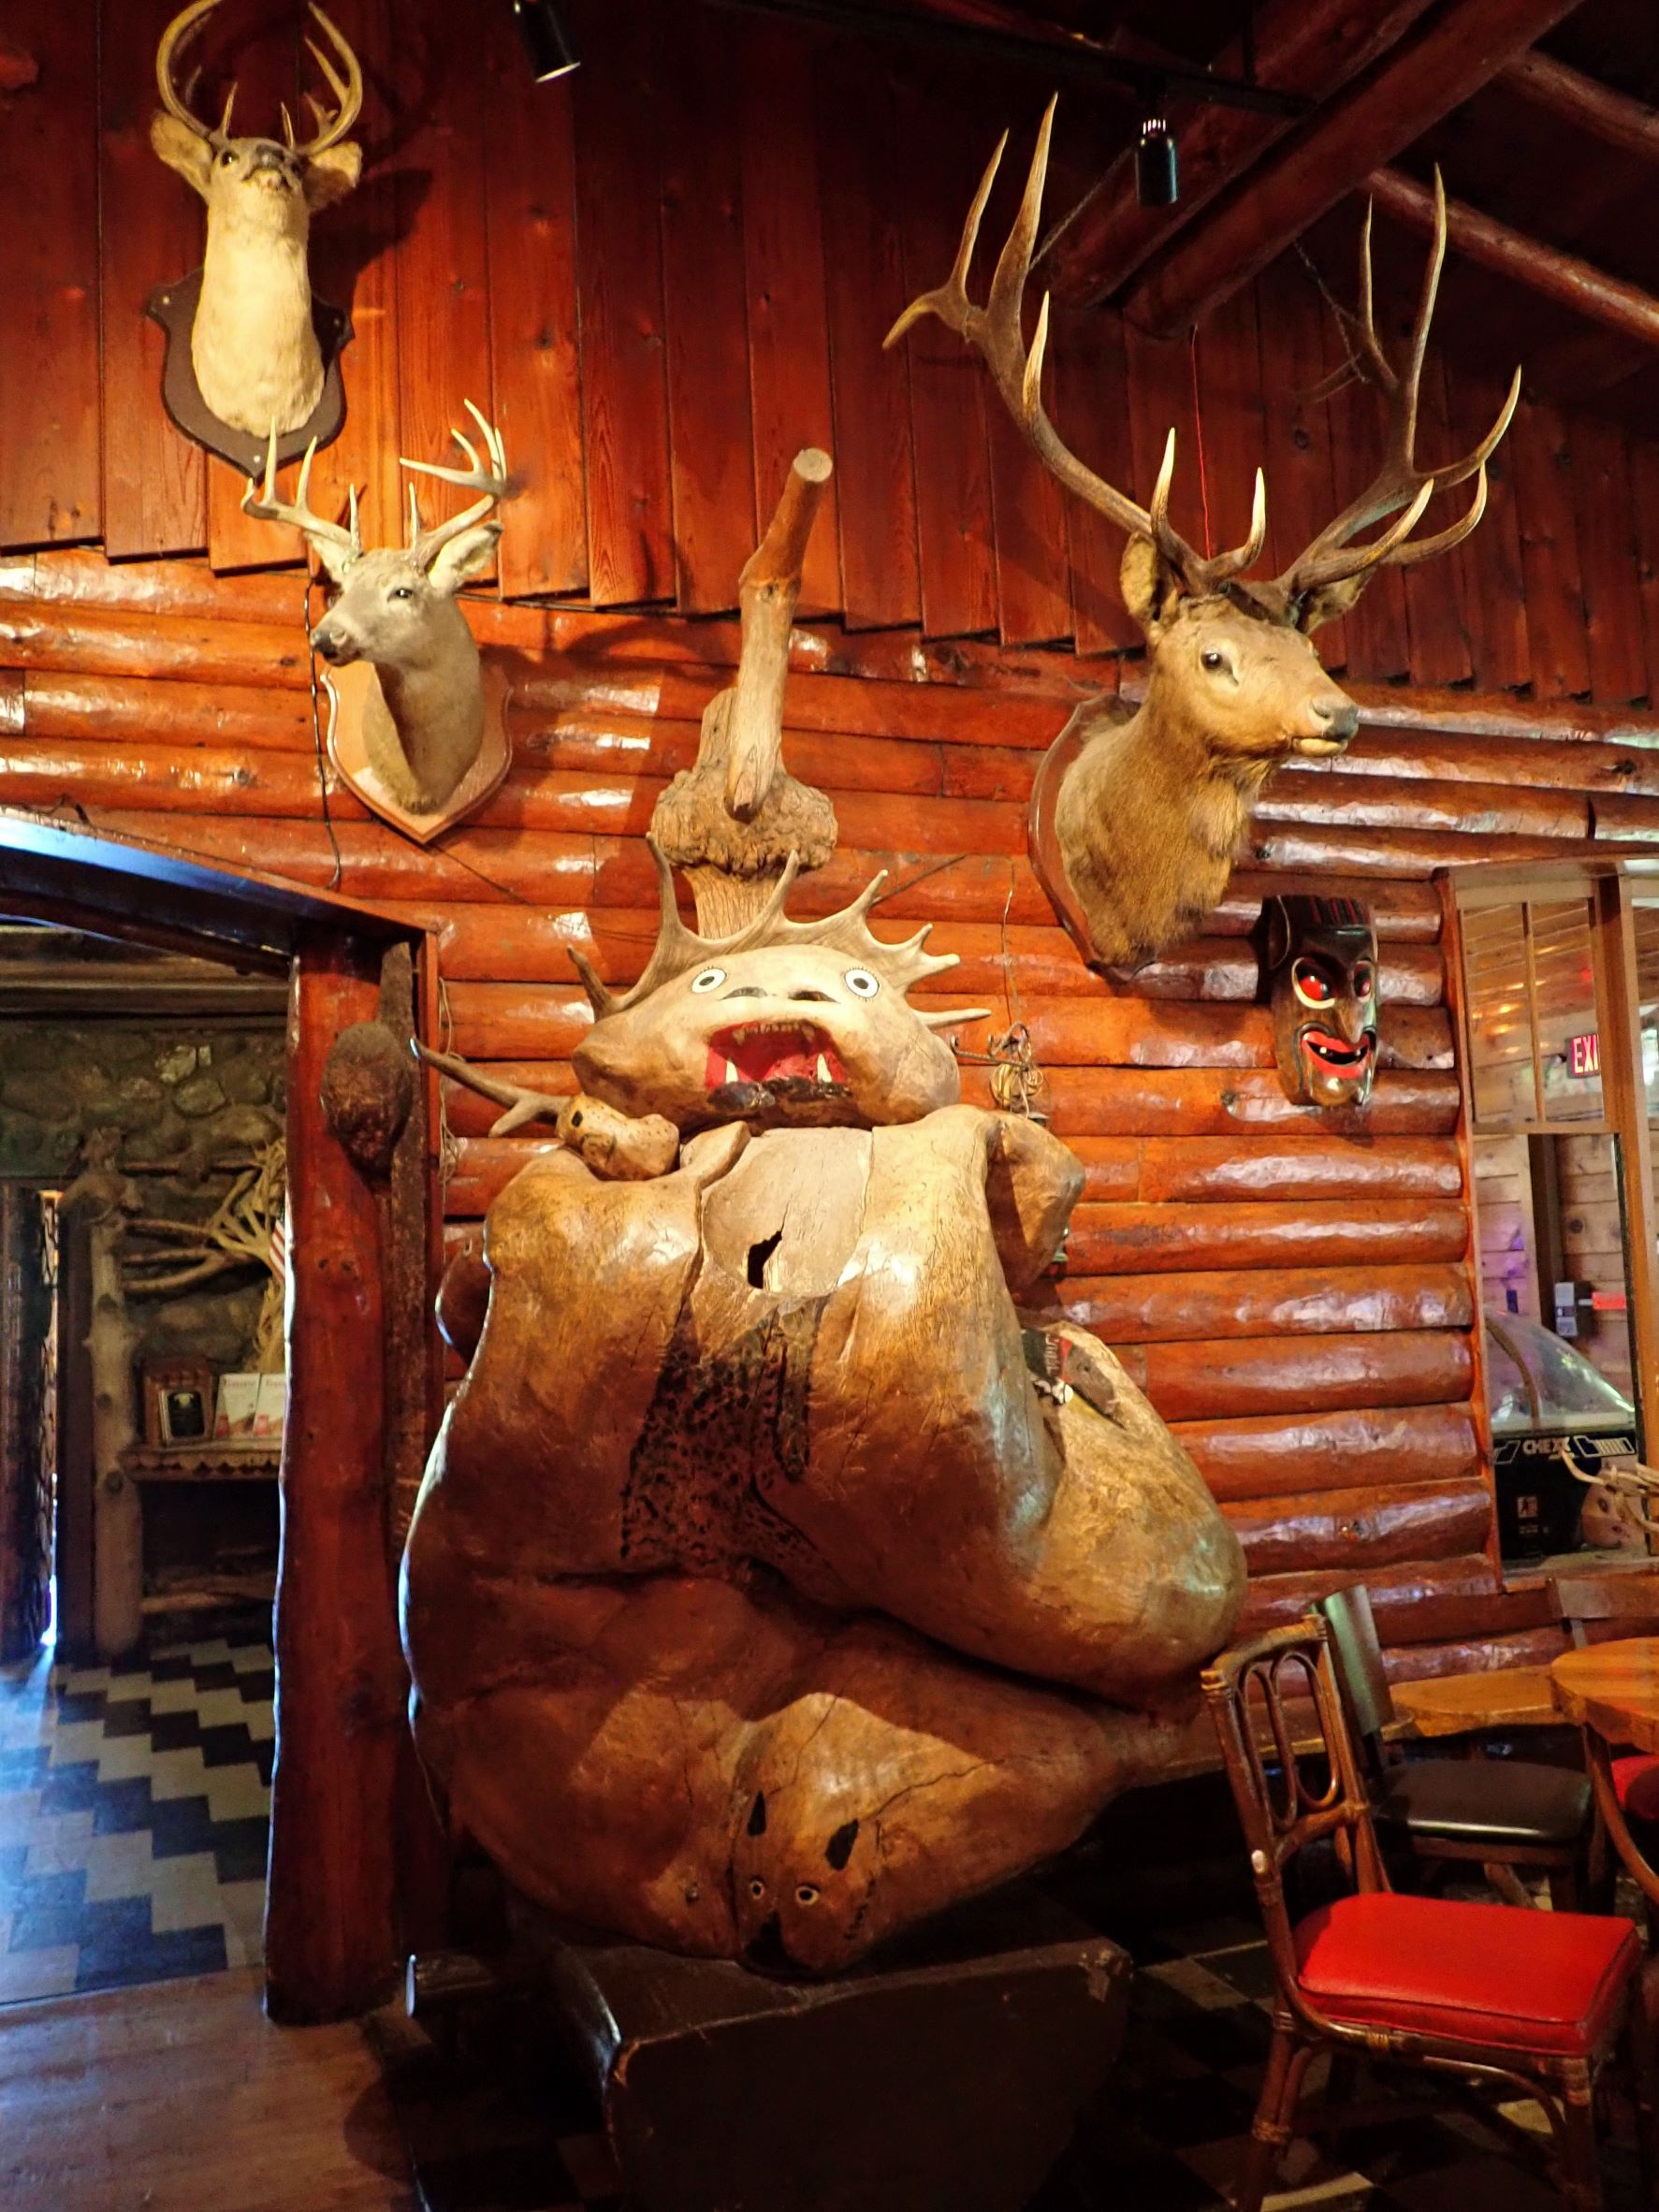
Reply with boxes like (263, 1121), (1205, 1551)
(1569, 1032), (1600, 1077)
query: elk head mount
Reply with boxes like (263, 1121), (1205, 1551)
(243, 402), (517, 843)
(887, 103), (1519, 975)
(146, 0), (363, 473)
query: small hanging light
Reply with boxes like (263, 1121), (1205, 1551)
(511, 0), (579, 83)
(1136, 111), (1179, 208)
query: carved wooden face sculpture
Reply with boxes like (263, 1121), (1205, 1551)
(1263, 895), (1378, 1108)
(571, 846), (985, 1133)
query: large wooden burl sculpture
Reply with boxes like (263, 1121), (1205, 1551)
(403, 849), (1244, 1972)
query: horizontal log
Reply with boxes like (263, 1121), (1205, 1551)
(0, 599), (309, 687)
(1255, 768), (1589, 841)
(1284, 725), (1659, 802)
(443, 1136), (1466, 1220)
(1587, 791), (1659, 843)
(434, 1059), (1462, 1141)
(1066, 1198), (1468, 1275)
(23, 669), (313, 752)
(1172, 1402), (1478, 1503)
(426, 904), (1445, 995)
(1223, 1475), (1493, 1577)
(0, 742), (371, 822)
(438, 985), (1451, 1074)
(1053, 1261), (1474, 1343)
(1238, 1553), (1503, 1639)
(1136, 1331), (1472, 1423)
(1249, 823), (1600, 878)
(1134, 1135), (1463, 1204)
(1383, 1626), (1567, 1685)
(1198, 869), (1443, 941)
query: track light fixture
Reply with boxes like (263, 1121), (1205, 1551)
(512, 0), (579, 83)
(1136, 111), (1178, 208)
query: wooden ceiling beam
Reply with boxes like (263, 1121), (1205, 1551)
(1123, 0), (1582, 339)
(1043, 0), (1438, 308)
(1368, 165), (1659, 353)
(1499, 48), (1659, 165)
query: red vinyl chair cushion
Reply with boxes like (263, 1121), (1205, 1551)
(1612, 1754), (1659, 1826)
(1293, 1892), (1639, 2058)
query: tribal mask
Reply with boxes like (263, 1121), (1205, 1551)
(1261, 894), (1378, 1108)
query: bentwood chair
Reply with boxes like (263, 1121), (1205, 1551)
(1203, 1618), (1655, 2212)
(1554, 1574), (1659, 1849)
(1317, 1584), (1595, 1910)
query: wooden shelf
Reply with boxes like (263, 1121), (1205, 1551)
(121, 1441), (281, 1482)
(140, 1572), (276, 1617)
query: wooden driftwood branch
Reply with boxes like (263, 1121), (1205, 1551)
(652, 448), (837, 935)
(415, 1042), (677, 1180)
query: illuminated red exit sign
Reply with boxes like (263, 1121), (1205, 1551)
(1569, 1033), (1600, 1077)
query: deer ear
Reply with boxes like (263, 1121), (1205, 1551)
(1295, 573), (1371, 634)
(307, 535), (357, 587)
(303, 142), (362, 211)
(1119, 533), (1183, 640)
(424, 521), (502, 596)
(151, 113), (214, 199)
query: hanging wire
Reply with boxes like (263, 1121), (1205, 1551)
(301, 567), (343, 892)
(1187, 327), (1214, 559)
(433, 971), (462, 1186)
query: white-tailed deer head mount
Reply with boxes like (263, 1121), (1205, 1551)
(243, 402), (518, 841)
(150, 0), (363, 443)
(887, 101), (1518, 971)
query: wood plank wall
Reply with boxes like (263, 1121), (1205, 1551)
(5, 0), (1659, 1700)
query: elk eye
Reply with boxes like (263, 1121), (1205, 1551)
(691, 967), (727, 995)
(1201, 648), (1227, 673)
(219, 150), (237, 167)
(388, 586), (415, 602)
(844, 968), (880, 997)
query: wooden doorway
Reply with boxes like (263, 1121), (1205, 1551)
(0, 811), (443, 2023)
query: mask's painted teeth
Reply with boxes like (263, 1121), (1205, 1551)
(816, 1054), (831, 1083)
(725, 1058), (739, 1085)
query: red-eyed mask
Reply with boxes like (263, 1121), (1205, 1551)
(1261, 895), (1379, 1109)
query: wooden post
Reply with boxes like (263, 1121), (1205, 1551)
(1592, 876), (1659, 1464)
(264, 931), (407, 2024)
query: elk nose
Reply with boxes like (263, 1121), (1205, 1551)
(1313, 699), (1360, 742)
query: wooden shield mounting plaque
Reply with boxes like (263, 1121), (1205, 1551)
(323, 658), (514, 845)
(145, 268), (352, 475)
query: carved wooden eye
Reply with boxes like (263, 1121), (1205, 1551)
(1353, 962), (1375, 999)
(691, 968), (727, 994)
(748, 1878), (765, 1899)
(844, 968), (880, 997)
(1292, 959), (1334, 1009)
(795, 1885), (820, 1907)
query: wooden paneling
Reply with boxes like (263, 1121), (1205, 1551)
(21, 0), (1659, 1702)
(0, 0), (100, 550)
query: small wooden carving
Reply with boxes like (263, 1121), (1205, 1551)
(1260, 895), (1379, 1108)
(321, 1019), (415, 1176)
(243, 406), (517, 840)
(147, 0), (360, 459)
(889, 107), (1517, 970)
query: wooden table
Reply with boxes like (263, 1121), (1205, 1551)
(1551, 1637), (1659, 1912)
(1392, 1665), (1559, 1739)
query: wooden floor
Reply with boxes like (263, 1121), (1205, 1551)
(0, 1968), (415, 2210)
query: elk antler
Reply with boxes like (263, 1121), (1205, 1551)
(884, 95), (1266, 599)
(400, 402), (511, 569)
(156, 0), (360, 154)
(241, 425), (363, 566)
(1272, 170), (1521, 602)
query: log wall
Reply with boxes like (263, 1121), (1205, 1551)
(7, 0), (1659, 1695)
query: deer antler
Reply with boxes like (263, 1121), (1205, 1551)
(1273, 170), (1521, 601)
(400, 401), (510, 569)
(241, 425), (363, 566)
(884, 96), (1265, 599)
(155, 0), (226, 140)
(287, 4), (363, 157)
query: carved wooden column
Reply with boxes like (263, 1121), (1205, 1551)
(264, 931), (410, 2023)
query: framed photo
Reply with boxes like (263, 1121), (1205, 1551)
(142, 1359), (215, 1448)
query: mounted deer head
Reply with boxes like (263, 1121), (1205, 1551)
(886, 102), (1518, 971)
(243, 402), (517, 837)
(150, 0), (363, 442)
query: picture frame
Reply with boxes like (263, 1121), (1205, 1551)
(142, 1359), (215, 1448)
(212, 1372), (263, 1442)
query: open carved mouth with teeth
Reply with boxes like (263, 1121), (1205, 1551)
(1300, 1027), (1375, 1071)
(704, 1021), (849, 1092)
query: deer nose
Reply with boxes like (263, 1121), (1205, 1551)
(1312, 699), (1360, 742)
